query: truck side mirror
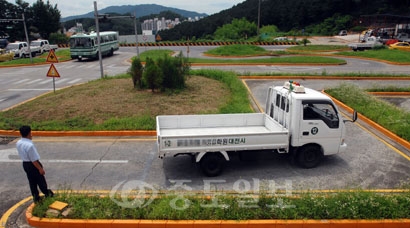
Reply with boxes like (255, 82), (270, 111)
(344, 110), (357, 123)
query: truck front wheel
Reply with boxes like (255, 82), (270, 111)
(296, 145), (323, 168)
(200, 153), (225, 177)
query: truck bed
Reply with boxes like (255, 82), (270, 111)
(157, 113), (289, 156)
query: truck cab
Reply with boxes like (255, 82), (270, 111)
(30, 39), (57, 54)
(265, 82), (349, 167)
(6, 41), (28, 58)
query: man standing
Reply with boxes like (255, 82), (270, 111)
(16, 125), (53, 202)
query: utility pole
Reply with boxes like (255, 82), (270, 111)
(257, 0), (261, 36)
(94, 1), (104, 79)
(134, 12), (140, 57)
(1, 14), (33, 63)
(22, 13), (33, 64)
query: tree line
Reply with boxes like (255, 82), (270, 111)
(0, 0), (61, 42)
(2, 0), (410, 43)
(158, 0), (410, 40)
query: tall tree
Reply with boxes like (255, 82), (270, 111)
(31, 0), (61, 39)
(0, 0), (23, 40)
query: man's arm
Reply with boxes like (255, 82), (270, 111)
(32, 160), (45, 175)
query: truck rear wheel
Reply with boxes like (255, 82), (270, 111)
(200, 153), (225, 177)
(296, 145), (323, 168)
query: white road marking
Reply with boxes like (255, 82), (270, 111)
(54, 78), (69, 84)
(13, 79), (30, 84)
(8, 89), (52, 91)
(39, 79), (54, 84)
(68, 78), (82, 84)
(26, 79), (44, 85)
(0, 148), (128, 164)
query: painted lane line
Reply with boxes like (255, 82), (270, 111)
(25, 79), (44, 85)
(12, 79), (30, 84)
(68, 78), (82, 84)
(8, 89), (52, 91)
(0, 148), (128, 163)
(54, 78), (69, 84)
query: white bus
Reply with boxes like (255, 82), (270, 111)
(69, 31), (119, 61)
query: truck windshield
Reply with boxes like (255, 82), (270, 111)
(69, 37), (93, 48)
(302, 101), (339, 128)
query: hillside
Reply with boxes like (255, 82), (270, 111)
(61, 4), (207, 22)
(158, 0), (410, 40)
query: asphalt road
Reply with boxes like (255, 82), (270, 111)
(1, 45), (410, 111)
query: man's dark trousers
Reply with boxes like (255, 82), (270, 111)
(23, 161), (53, 202)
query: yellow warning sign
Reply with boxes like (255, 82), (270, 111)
(46, 49), (59, 63)
(46, 63), (60, 77)
(156, 34), (162, 41)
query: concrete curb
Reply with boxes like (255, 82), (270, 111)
(25, 203), (410, 228)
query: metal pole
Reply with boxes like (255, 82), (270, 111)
(94, 1), (104, 79)
(22, 13), (33, 63)
(257, 0), (261, 36)
(134, 12), (140, 57)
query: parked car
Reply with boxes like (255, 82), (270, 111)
(273, 37), (288, 41)
(389, 42), (410, 51)
(338, 30), (347, 36)
(385, 39), (398, 45)
(0, 39), (8, 49)
(396, 33), (410, 42)
(348, 36), (383, 51)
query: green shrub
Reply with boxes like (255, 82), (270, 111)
(128, 57), (144, 89)
(157, 52), (190, 90)
(143, 58), (163, 92)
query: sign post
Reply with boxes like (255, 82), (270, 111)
(46, 50), (60, 93)
(46, 64), (60, 93)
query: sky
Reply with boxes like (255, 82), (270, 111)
(6, 0), (246, 18)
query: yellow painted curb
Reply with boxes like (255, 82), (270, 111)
(368, 92), (410, 96)
(324, 92), (410, 151)
(25, 203), (410, 228)
(0, 196), (32, 228)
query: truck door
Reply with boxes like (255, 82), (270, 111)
(299, 100), (343, 155)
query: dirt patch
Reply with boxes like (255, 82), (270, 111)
(3, 76), (230, 124)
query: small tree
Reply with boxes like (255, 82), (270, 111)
(158, 52), (190, 90)
(143, 58), (163, 92)
(128, 57), (144, 89)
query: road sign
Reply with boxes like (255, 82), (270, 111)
(156, 34), (162, 41)
(47, 64), (60, 77)
(46, 49), (59, 63)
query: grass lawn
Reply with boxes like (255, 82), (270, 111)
(205, 44), (271, 56)
(326, 83), (410, 141)
(0, 70), (252, 131)
(139, 49), (346, 65)
(336, 48), (410, 64)
(0, 49), (72, 66)
(32, 190), (410, 220)
(287, 44), (350, 52)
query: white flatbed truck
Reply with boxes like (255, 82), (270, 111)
(156, 81), (356, 176)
